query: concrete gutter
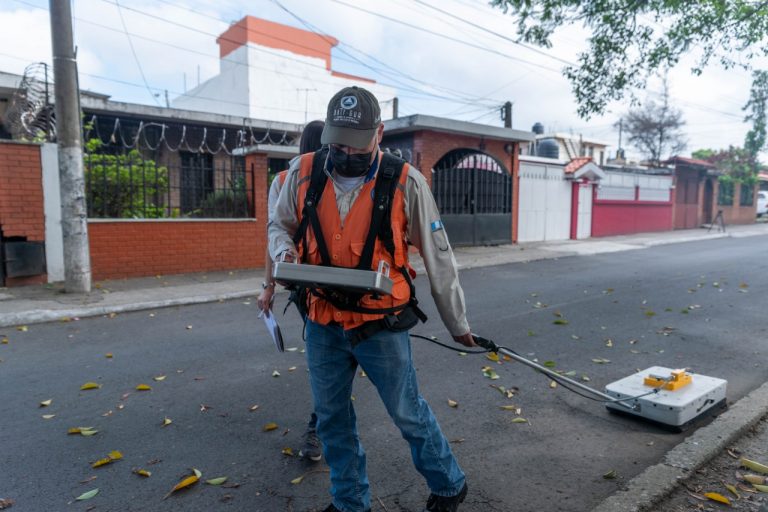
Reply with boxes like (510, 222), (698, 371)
(591, 381), (768, 512)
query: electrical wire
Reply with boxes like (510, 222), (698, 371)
(113, 0), (162, 107)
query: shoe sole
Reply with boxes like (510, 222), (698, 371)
(299, 450), (322, 462)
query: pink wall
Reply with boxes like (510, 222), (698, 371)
(592, 200), (674, 237)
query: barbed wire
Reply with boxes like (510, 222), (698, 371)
(83, 114), (297, 155)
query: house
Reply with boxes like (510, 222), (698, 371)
(171, 16), (397, 125)
(524, 123), (611, 166)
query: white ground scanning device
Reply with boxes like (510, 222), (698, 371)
(471, 336), (727, 431)
(273, 261), (394, 295)
(605, 366), (727, 429)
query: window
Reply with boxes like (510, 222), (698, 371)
(740, 183), (754, 206)
(180, 152), (214, 214)
(718, 181), (734, 206)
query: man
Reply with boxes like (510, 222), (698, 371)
(269, 86), (475, 512)
(258, 119), (325, 462)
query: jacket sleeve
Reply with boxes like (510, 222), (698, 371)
(403, 167), (470, 337)
(268, 157), (301, 260)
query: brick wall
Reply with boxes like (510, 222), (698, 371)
(86, 152), (270, 281)
(0, 141), (46, 286)
(715, 180), (758, 226)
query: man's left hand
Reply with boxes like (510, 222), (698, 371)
(453, 332), (477, 347)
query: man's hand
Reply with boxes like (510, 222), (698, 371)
(278, 251), (296, 263)
(257, 286), (274, 313)
(452, 332), (477, 348)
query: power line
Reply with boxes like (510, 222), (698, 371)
(113, 0), (161, 107)
(326, 0), (564, 74)
(413, 0), (573, 67)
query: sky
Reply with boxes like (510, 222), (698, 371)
(1, 0), (764, 162)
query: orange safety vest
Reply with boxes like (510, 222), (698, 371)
(295, 152), (414, 330)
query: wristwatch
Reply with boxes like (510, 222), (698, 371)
(261, 281), (276, 290)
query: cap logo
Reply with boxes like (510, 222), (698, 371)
(340, 95), (358, 109)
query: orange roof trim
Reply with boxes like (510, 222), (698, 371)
(564, 156), (592, 174)
(217, 16), (339, 69)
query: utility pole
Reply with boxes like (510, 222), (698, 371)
(618, 118), (624, 160)
(50, 0), (91, 293)
(297, 88), (316, 124)
(502, 101), (513, 128)
(392, 97), (399, 119)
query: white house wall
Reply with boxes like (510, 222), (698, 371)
(518, 160), (572, 242)
(172, 44), (396, 125)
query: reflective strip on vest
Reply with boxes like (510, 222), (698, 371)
(295, 152), (413, 330)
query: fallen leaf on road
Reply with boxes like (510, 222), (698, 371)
(40, 399), (52, 407)
(163, 473), (199, 499)
(153, 375), (166, 381)
(186, 325), (193, 330)
(272, 370), (280, 377)
(1, 337), (7, 344)
(206, 477), (227, 486)
(447, 399), (458, 408)
(75, 489), (98, 501)
(249, 405), (259, 412)
(286, 347), (298, 352)
(543, 360), (556, 368)
(549, 381), (557, 389)
(288, 366), (297, 371)
(605, 339), (613, 347)
(581, 375), (591, 382)
(742, 474), (766, 485)
(42, 414), (55, 420)
(592, 358), (611, 364)
(571, 334), (581, 340)
(290, 475), (305, 485)
(263, 423), (278, 432)
(80, 382), (102, 391)
(499, 405), (521, 414)
(200, 404), (211, 412)
(0, 498), (14, 509)
(486, 352), (499, 362)
(68, 427), (98, 436)
(281, 447), (294, 457)
(602, 470), (617, 480)
(644, 310), (656, 317)
(135, 384), (152, 391)
(754, 484), (768, 492)
(510, 418), (528, 423)
(481, 366), (499, 380)
(16, 326), (28, 332)
(527, 330), (536, 336)
(79, 476), (97, 484)
(553, 319), (569, 325)
(741, 458), (768, 474)
(91, 451), (122, 468)
(724, 483), (740, 499)
(703, 492), (730, 505)
(162, 418), (172, 427)
(133, 469), (151, 477)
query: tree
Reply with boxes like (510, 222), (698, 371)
(490, 0), (768, 118)
(743, 70), (768, 170)
(619, 78), (686, 166)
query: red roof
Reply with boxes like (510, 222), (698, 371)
(564, 157), (592, 174)
(663, 156), (716, 169)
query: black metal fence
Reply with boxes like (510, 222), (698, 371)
(432, 151), (512, 215)
(85, 151), (252, 219)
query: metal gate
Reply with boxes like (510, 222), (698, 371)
(432, 150), (513, 246)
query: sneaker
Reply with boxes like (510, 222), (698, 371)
(299, 425), (322, 462)
(423, 483), (468, 512)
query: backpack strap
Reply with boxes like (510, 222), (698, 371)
(293, 149), (331, 266)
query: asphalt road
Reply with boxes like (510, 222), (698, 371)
(1, 235), (767, 512)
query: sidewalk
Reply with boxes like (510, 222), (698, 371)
(1, 222), (767, 329)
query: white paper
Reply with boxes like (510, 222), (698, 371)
(260, 309), (284, 353)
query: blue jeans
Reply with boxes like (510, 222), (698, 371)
(305, 319), (465, 512)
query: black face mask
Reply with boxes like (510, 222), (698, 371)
(330, 146), (374, 177)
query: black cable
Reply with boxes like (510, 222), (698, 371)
(409, 333), (490, 354)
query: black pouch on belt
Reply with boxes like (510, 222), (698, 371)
(349, 306), (420, 346)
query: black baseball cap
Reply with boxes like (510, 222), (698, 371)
(321, 86), (381, 149)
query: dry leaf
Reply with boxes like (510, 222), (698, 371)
(447, 399), (458, 408)
(603, 470), (617, 480)
(703, 492), (730, 505)
(591, 358), (611, 364)
(1, 337), (8, 344)
(133, 469), (151, 477)
(510, 417), (528, 423)
(481, 366), (499, 380)
(724, 483), (740, 498)
(162, 418), (172, 427)
(75, 489), (99, 501)
(40, 399), (52, 407)
(549, 381), (557, 389)
(186, 325), (193, 330)
(741, 458), (768, 474)
(249, 405), (259, 412)
(163, 474), (199, 499)
(553, 319), (569, 325)
(742, 474), (766, 485)
(42, 414), (55, 419)
(206, 477), (227, 486)
(486, 352), (500, 362)
(91, 458), (112, 469)
(193, 468), (202, 478)
(153, 375), (166, 382)
(272, 370), (280, 377)
(290, 475), (304, 485)
(605, 339), (613, 347)
(135, 384), (152, 391)
(0, 498), (13, 509)
(263, 422), (278, 432)
(281, 447), (294, 457)
(80, 382), (102, 390)
(16, 326), (28, 332)
(288, 366), (297, 372)
(108, 451), (123, 460)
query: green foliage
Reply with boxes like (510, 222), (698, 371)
(718, 178), (734, 206)
(702, 146), (759, 185)
(744, 70), (768, 164)
(84, 137), (170, 218)
(490, 0), (768, 118)
(691, 148), (716, 160)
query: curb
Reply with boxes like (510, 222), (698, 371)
(591, 380), (768, 512)
(0, 290), (256, 328)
